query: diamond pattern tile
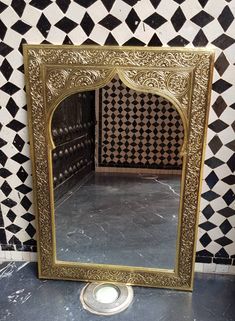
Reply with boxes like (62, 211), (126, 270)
(98, 76), (184, 169)
(191, 10), (214, 27)
(0, 0), (234, 266)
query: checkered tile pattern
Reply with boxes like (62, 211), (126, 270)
(98, 76), (184, 169)
(0, 0), (234, 265)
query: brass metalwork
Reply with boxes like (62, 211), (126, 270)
(23, 45), (214, 290)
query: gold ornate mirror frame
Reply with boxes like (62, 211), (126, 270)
(23, 45), (214, 290)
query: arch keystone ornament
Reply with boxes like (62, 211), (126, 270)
(23, 45), (214, 290)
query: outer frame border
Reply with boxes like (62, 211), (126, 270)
(23, 45), (214, 290)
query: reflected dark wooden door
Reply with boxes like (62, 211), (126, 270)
(52, 92), (95, 202)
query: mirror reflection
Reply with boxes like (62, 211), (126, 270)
(52, 76), (184, 269)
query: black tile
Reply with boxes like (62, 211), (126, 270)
(200, 233), (212, 247)
(215, 236), (233, 247)
(101, 0), (115, 11)
(213, 257), (232, 265)
(1, 244), (14, 250)
(195, 256), (212, 263)
(123, 37), (145, 46)
(212, 96), (227, 117)
(80, 12), (95, 36)
(121, 0), (139, 5)
(8, 235), (21, 244)
(6, 209), (17, 223)
(1, 198), (17, 208)
(63, 35), (73, 45)
(1, 82), (20, 95)
(13, 134), (25, 152)
(6, 99), (19, 118)
(225, 140), (235, 152)
(171, 7), (186, 31)
(218, 5), (234, 31)
(11, 0), (26, 17)
(11, 20), (31, 35)
(21, 213), (35, 222)
(212, 34), (235, 50)
(227, 153), (235, 172)
(219, 219), (233, 235)
(82, 38), (99, 45)
(201, 190), (220, 201)
(0, 19), (7, 40)
(0, 138), (7, 148)
(215, 248), (229, 258)
(0, 42), (13, 57)
(55, 17), (78, 33)
(99, 14), (122, 31)
(17, 64), (24, 74)
(18, 38), (27, 54)
(0, 150), (7, 166)
(149, 0), (161, 8)
(0, 1), (7, 14)
(167, 35), (189, 46)
(212, 79), (232, 94)
(56, 0), (71, 13)
(208, 135), (223, 154)
(25, 223), (36, 238)
(23, 239), (37, 246)
(191, 10), (214, 27)
(0, 58), (13, 80)
(205, 171), (219, 189)
(6, 119), (25, 132)
(222, 175), (235, 185)
(198, 0), (209, 7)
(144, 12), (167, 29)
(218, 206), (235, 218)
(20, 196), (32, 211)
(105, 33), (119, 45)
(0, 229), (7, 244)
(192, 29), (209, 46)
(214, 52), (229, 76)
(74, 0), (97, 8)
(15, 184), (32, 194)
(202, 204), (214, 219)
(223, 189), (235, 206)
(148, 33), (162, 46)
(0, 168), (12, 178)
(1, 181), (12, 197)
(36, 13), (51, 38)
(204, 156), (224, 169)
(29, 0), (52, 10)
(11, 153), (29, 164)
(173, 0), (185, 3)
(208, 119), (229, 133)
(125, 8), (141, 32)
(199, 221), (216, 231)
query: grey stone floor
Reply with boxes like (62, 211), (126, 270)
(55, 172), (181, 269)
(0, 262), (235, 321)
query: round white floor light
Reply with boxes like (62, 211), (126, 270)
(80, 282), (134, 315)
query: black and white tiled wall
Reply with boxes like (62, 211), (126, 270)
(97, 76), (184, 170)
(0, 0), (234, 270)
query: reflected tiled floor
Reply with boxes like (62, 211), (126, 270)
(0, 262), (235, 321)
(55, 172), (181, 269)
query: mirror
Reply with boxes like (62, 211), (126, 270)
(24, 45), (214, 289)
(52, 77), (184, 270)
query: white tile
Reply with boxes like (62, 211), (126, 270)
(194, 262), (203, 272)
(228, 265), (235, 274)
(203, 263), (216, 273)
(215, 264), (229, 274)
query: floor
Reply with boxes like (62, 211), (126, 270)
(0, 262), (235, 321)
(55, 172), (181, 269)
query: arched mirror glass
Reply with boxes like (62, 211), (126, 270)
(52, 76), (184, 270)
